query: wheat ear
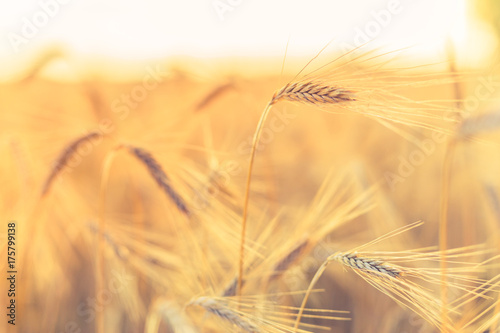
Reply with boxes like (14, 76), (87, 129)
(191, 296), (260, 332)
(332, 252), (403, 278)
(269, 239), (311, 282)
(271, 82), (354, 105)
(194, 81), (234, 112)
(42, 131), (100, 196)
(127, 146), (190, 216)
(294, 252), (416, 332)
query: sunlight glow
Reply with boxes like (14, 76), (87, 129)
(0, 0), (493, 79)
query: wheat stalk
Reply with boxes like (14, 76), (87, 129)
(293, 222), (492, 332)
(238, 47), (462, 296)
(440, 41), (466, 332)
(238, 80), (357, 295)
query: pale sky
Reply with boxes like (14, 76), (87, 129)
(0, 0), (495, 79)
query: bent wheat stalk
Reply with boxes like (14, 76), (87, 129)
(293, 222), (491, 332)
(96, 145), (123, 333)
(238, 77), (357, 296)
(238, 47), (461, 297)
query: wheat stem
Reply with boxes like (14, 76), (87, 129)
(96, 146), (123, 333)
(439, 139), (457, 333)
(439, 42), (463, 332)
(239, 81), (357, 297)
(238, 101), (273, 297)
(293, 261), (329, 331)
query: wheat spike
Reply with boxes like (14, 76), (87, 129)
(457, 110), (500, 140)
(127, 146), (190, 215)
(42, 131), (100, 196)
(269, 239), (310, 281)
(191, 296), (260, 332)
(194, 81), (234, 112)
(271, 81), (355, 105)
(333, 252), (403, 278)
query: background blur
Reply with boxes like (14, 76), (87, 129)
(2, 1), (500, 333)
(0, 0), (498, 80)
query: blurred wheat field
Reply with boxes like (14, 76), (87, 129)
(1, 47), (500, 333)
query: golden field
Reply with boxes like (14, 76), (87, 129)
(1, 46), (500, 333)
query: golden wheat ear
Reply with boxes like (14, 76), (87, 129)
(193, 80), (235, 112)
(189, 292), (349, 333)
(41, 131), (100, 196)
(271, 82), (355, 105)
(125, 145), (190, 216)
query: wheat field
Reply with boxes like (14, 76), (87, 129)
(1, 34), (500, 333)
